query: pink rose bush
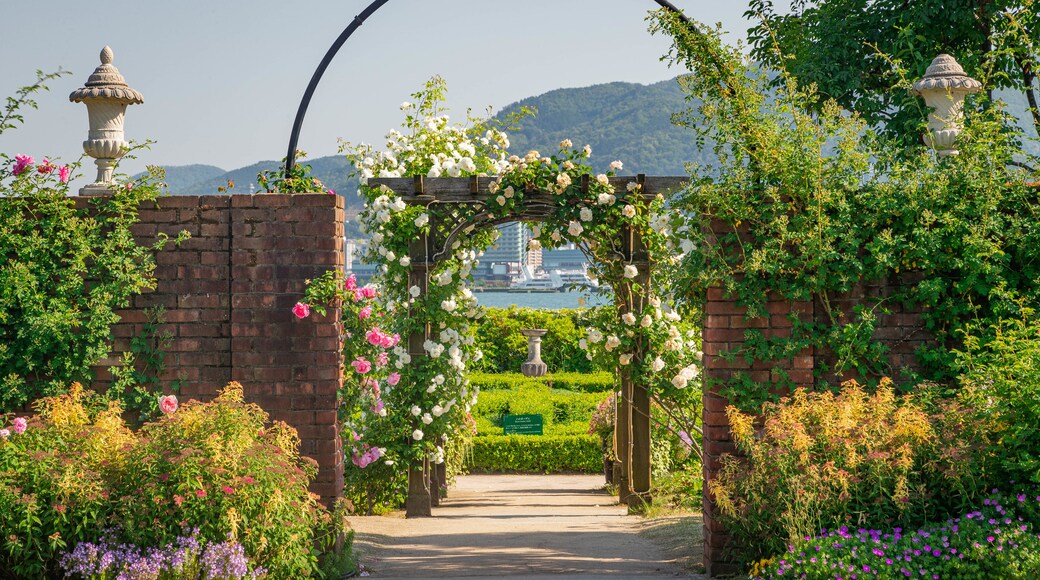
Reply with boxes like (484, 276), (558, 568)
(159, 394), (178, 415)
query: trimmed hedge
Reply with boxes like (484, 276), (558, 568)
(472, 383), (610, 430)
(468, 371), (614, 393)
(466, 434), (602, 473)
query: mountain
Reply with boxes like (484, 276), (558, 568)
(498, 78), (707, 175)
(143, 164), (225, 193)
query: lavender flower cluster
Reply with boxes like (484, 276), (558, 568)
(756, 489), (1040, 579)
(60, 530), (266, 580)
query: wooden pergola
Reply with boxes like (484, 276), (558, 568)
(368, 175), (687, 516)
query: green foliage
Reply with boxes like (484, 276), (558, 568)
(466, 434), (602, 473)
(0, 72), (186, 413)
(956, 308), (1040, 485)
(0, 383), (349, 578)
(747, 0), (1040, 144)
(256, 150), (332, 194)
(754, 489), (1040, 579)
(711, 380), (989, 566)
(650, 11), (1040, 409)
(469, 307), (603, 373)
(468, 371), (615, 393)
(470, 381), (610, 430)
(108, 307), (184, 421)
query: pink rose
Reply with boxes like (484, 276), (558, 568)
(292, 302), (310, 319)
(58, 165), (70, 183)
(159, 395), (178, 415)
(387, 372), (401, 386)
(0, 429), (9, 439)
(371, 398), (384, 414)
(358, 306), (372, 320)
(37, 158), (53, 174)
(361, 287), (377, 299)
(366, 328), (384, 347)
(376, 352), (389, 367)
(12, 417), (27, 435)
(351, 357), (372, 374)
(344, 274), (357, 291)
(11, 155), (33, 176)
(391, 333), (401, 347)
(326, 189), (336, 195)
(195, 489), (207, 498)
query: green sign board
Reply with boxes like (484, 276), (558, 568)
(503, 414), (543, 435)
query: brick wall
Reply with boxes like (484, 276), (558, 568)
(89, 193), (345, 506)
(701, 281), (931, 576)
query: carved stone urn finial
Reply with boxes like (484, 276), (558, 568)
(910, 54), (982, 157)
(520, 329), (548, 378)
(69, 46), (145, 195)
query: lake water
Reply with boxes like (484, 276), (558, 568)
(473, 290), (610, 309)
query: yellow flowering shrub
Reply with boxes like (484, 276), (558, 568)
(710, 379), (989, 565)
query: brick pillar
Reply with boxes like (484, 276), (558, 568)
(701, 287), (813, 576)
(229, 193), (345, 507)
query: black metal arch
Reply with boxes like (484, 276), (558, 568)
(283, 0), (696, 174)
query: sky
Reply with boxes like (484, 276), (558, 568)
(0, 0), (789, 181)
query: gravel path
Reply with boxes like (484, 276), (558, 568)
(347, 473), (704, 579)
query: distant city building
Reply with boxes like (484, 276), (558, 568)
(542, 243), (586, 270)
(479, 223), (542, 278)
(345, 238), (378, 282)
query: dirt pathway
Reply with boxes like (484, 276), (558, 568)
(347, 474), (705, 579)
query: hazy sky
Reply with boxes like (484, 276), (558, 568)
(0, 1), (788, 179)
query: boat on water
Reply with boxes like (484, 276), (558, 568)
(510, 265), (600, 292)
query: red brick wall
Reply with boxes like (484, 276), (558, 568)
(701, 281), (930, 576)
(88, 193), (344, 506)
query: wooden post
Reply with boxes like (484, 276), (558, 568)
(622, 222), (652, 509)
(614, 365), (633, 504)
(405, 232), (433, 518)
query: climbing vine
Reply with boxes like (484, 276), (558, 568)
(650, 10), (1040, 410)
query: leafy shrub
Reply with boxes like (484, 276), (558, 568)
(470, 307), (605, 373)
(546, 372), (615, 393)
(468, 371), (614, 393)
(0, 383), (348, 578)
(711, 379), (988, 565)
(956, 309), (1040, 485)
(755, 489), (1040, 579)
(471, 381), (611, 430)
(466, 434), (601, 473)
(60, 531), (266, 579)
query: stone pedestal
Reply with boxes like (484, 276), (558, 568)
(520, 329), (548, 377)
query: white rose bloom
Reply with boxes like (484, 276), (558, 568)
(415, 213), (429, 227)
(410, 405), (421, 416)
(583, 144), (592, 157)
(609, 160), (623, 170)
(596, 174), (609, 186)
(504, 186), (514, 199)
(649, 296), (661, 308)
(579, 207), (593, 222)
(640, 315), (653, 328)
(409, 285), (421, 297)
(399, 256), (411, 267)
(623, 265), (638, 279)
(567, 221), (584, 236)
(391, 198), (407, 212)
(432, 405), (444, 417)
(400, 352), (412, 364)
(579, 338), (588, 350)
(671, 374), (688, 389)
(371, 232), (384, 244)
(559, 138), (573, 148)
(447, 165), (462, 178)
(400, 101), (413, 110)
(627, 181), (640, 192)
(587, 328), (603, 343)
(680, 238), (696, 253)
(459, 157), (477, 172)
(422, 413), (433, 425)
(434, 374), (445, 385)
(488, 181), (500, 194)
(529, 239), (542, 251)
(605, 335), (621, 351)
(385, 251), (396, 262)
(551, 230), (562, 242)
(428, 165), (442, 178)
(622, 205), (636, 218)
(556, 173), (572, 192)
(651, 357), (666, 372)
(496, 195), (507, 206)
(597, 193), (613, 205)
(412, 429), (424, 441)
(427, 384), (437, 393)
(531, 225), (541, 238)
(619, 353), (633, 365)
(378, 407), (387, 417)
(622, 312), (637, 325)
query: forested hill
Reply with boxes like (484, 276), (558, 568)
(498, 78), (708, 175)
(141, 77), (704, 202)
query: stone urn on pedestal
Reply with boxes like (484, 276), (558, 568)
(69, 46), (144, 196)
(520, 329), (548, 378)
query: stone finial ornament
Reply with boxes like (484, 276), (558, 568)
(520, 329), (548, 378)
(69, 46), (144, 195)
(910, 54), (982, 157)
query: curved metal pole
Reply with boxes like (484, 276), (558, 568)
(284, 0), (693, 174)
